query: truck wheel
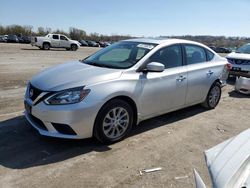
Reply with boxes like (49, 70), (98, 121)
(43, 43), (50, 50)
(71, 44), (77, 51)
(66, 48), (70, 51)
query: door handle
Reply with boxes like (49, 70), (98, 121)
(207, 70), (214, 76)
(177, 75), (186, 82)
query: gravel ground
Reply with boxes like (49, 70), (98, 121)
(0, 43), (249, 188)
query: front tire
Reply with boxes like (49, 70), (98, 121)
(201, 82), (221, 109)
(94, 99), (133, 143)
(71, 44), (78, 51)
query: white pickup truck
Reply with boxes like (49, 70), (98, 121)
(31, 34), (81, 51)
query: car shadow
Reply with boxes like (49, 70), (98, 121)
(228, 90), (250, 98)
(21, 48), (68, 51)
(0, 105), (206, 170)
(227, 76), (236, 86)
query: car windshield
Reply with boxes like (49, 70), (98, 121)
(82, 41), (156, 69)
(236, 44), (250, 54)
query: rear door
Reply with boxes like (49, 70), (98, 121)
(51, 34), (60, 47)
(183, 44), (217, 105)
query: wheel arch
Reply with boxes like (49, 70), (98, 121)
(94, 95), (138, 129)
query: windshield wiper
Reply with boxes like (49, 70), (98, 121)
(81, 60), (113, 68)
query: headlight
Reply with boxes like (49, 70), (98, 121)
(45, 87), (90, 105)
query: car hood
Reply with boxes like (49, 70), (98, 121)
(227, 52), (250, 60)
(30, 61), (123, 91)
(204, 128), (250, 188)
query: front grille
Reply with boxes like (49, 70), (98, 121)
(52, 123), (77, 135)
(29, 114), (48, 131)
(29, 84), (43, 101)
(227, 58), (250, 65)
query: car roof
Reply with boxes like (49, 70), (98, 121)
(123, 38), (204, 46)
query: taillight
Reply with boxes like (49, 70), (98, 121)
(225, 63), (232, 70)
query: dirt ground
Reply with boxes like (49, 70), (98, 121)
(0, 43), (249, 188)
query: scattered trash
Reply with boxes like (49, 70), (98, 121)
(139, 167), (162, 175)
(217, 126), (226, 132)
(174, 175), (188, 180)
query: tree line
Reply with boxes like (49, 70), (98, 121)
(1, 24), (250, 47)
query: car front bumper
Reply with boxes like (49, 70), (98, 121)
(24, 97), (101, 139)
(235, 76), (250, 95)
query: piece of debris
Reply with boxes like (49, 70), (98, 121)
(139, 167), (162, 175)
(217, 126), (225, 132)
(174, 175), (188, 180)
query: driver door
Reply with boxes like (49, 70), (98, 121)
(138, 45), (188, 119)
(59, 35), (70, 48)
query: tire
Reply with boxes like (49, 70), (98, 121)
(201, 82), (221, 109)
(94, 99), (134, 143)
(43, 43), (50, 50)
(71, 44), (77, 51)
(66, 48), (71, 51)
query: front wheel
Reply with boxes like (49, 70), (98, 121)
(71, 44), (78, 51)
(201, 82), (221, 109)
(94, 99), (133, 143)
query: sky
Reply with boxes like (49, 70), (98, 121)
(0, 0), (250, 37)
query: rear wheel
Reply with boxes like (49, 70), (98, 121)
(43, 43), (50, 50)
(94, 99), (133, 143)
(201, 82), (221, 109)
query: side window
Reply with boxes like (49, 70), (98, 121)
(52, 35), (59, 40)
(185, 45), (206, 65)
(60, 35), (68, 41)
(149, 45), (182, 69)
(206, 49), (215, 61)
(136, 48), (148, 61)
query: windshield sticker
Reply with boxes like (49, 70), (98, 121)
(137, 44), (154, 50)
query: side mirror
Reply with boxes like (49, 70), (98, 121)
(146, 62), (165, 72)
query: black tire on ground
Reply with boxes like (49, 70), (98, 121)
(43, 43), (50, 50)
(71, 44), (78, 51)
(201, 82), (221, 109)
(94, 99), (134, 143)
(66, 48), (70, 51)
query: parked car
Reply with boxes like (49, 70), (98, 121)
(7, 35), (18, 43)
(97, 41), (110, 48)
(24, 39), (229, 143)
(215, 47), (232, 53)
(209, 46), (216, 51)
(79, 40), (89, 47)
(194, 128), (250, 188)
(235, 76), (250, 95)
(86, 40), (100, 47)
(0, 35), (7, 42)
(31, 34), (81, 51)
(21, 36), (31, 44)
(226, 43), (250, 78)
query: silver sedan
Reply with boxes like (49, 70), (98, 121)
(24, 38), (229, 143)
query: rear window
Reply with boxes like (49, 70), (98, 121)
(184, 45), (207, 65)
(206, 49), (215, 61)
(52, 35), (59, 40)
